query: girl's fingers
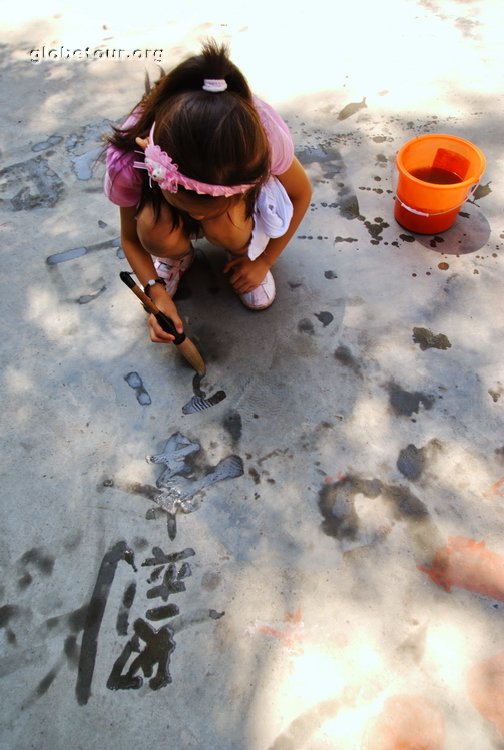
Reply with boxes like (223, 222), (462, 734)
(171, 313), (184, 334)
(148, 314), (175, 344)
(223, 257), (241, 274)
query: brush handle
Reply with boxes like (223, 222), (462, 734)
(120, 271), (185, 345)
(155, 311), (186, 345)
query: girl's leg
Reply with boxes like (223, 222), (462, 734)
(136, 202), (194, 295)
(201, 200), (275, 310)
(200, 199), (252, 255)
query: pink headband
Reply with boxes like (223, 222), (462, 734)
(134, 122), (256, 197)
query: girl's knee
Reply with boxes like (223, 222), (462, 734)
(202, 214), (252, 253)
(136, 203), (190, 256)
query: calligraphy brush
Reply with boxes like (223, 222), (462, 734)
(119, 271), (205, 376)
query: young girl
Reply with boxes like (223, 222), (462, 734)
(104, 40), (312, 344)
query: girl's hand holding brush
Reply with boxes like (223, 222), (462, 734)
(119, 271), (205, 375)
(147, 284), (183, 344)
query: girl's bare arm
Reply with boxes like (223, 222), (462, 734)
(224, 159), (312, 292)
(119, 206), (182, 342)
(262, 157), (312, 267)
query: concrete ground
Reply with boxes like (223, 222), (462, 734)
(1, 1), (504, 748)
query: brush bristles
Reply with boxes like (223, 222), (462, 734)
(119, 270), (205, 374)
(177, 338), (206, 376)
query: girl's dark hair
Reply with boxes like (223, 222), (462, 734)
(107, 40), (271, 227)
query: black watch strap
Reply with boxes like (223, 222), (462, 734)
(143, 277), (165, 297)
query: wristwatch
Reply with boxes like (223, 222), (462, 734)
(143, 277), (166, 297)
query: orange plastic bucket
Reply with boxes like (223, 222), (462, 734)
(394, 134), (486, 234)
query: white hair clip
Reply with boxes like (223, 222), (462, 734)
(202, 78), (227, 93)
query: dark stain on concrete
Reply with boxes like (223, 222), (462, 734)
(201, 571), (222, 592)
(124, 371), (151, 406)
(318, 478), (366, 540)
(489, 384), (503, 403)
(397, 444), (426, 481)
(67, 605), (89, 634)
(64, 635), (80, 669)
(116, 582), (137, 636)
(298, 318), (315, 335)
(315, 311), (334, 327)
(0, 156), (64, 210)
(46, 238), (120, 265)
(31, 135), (64, 152)
(248, 467), (261, 484)
(76, 285), (107, 304)
(106, 618), (175, 691)
(48, 246), (89, 264)
(0, 604), (20, 628)
(338, 97), (367, 120)
(387, 382), (435, 416)
(364, 216), (389, 244)
(223, 410), (242, 444)
(334, 236), (358, 244)
(70, 146), (102, 181)
(470, 181), (492, 202)
(334, 345), (362, 376)
(76, 541), (134, 705)
(324, 270), (338, 279)
(17, 548), (55, 588)
(387, 483), (429, 519)
(37, 668), (60, 696)
(359, 185), (384, 195)
(339, 190), (362, 220)
(18, 572), (33, 590)
(412, 327), (452, 350)
(318, 474), (429, 544)
(296, 145), (362, 220)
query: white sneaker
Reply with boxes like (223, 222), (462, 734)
(239, 270), (276, 310)
(154, 245), (195, 296)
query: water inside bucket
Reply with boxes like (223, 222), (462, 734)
(410, 166), (462, 185)
(410, 148), (471, 185)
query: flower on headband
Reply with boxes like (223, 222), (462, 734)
(143, 143), (181, 193)
(151, 166), (165, 181)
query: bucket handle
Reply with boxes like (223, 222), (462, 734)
(396, 179), (481, 217)
(396, 199), (431, 217)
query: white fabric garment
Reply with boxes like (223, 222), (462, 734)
(248, 176), (293, 261)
